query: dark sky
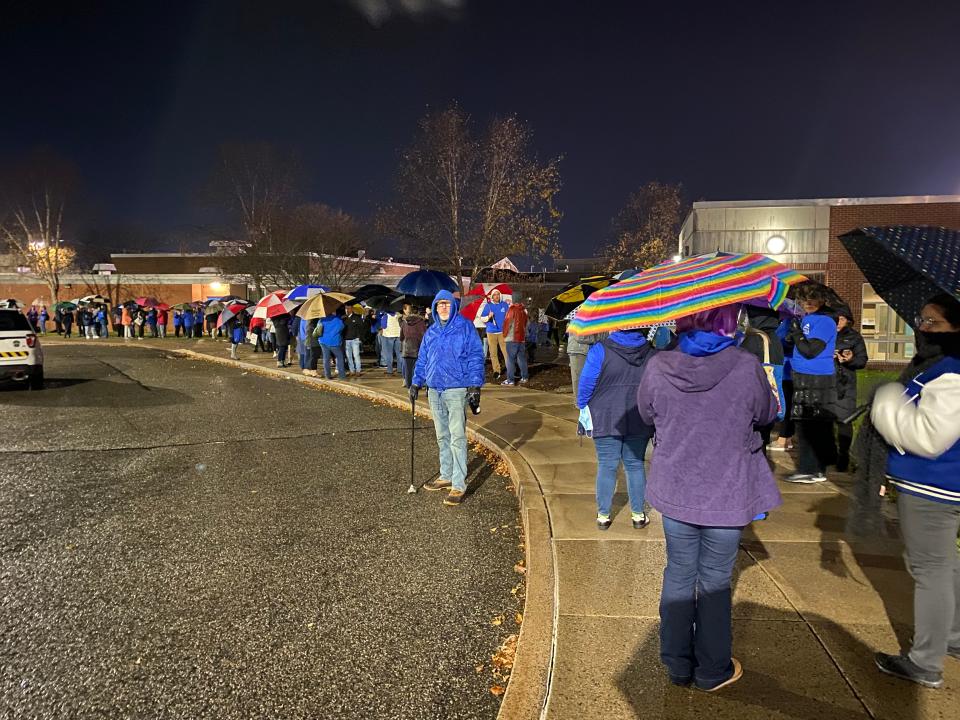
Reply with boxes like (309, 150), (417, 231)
(3, 0), (960, 256)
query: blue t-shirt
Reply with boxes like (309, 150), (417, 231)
(791, 312), (836, 376)
(484, 301), (508, 333)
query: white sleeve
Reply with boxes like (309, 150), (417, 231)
(871, 374), (960, 459)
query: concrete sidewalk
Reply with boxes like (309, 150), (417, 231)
(48, 337), (960, 719)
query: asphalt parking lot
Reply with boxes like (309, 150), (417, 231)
(0, 344), (522, 719)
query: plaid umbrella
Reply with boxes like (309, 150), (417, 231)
(568, 253), (805, 336)
(545, 275), (614, 320)
(839, 226), (960, 322)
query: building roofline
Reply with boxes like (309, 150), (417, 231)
(691, 194), (960, 210)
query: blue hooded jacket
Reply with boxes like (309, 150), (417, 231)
(412, 290), (485, 391)
(318, 315), (344, 346)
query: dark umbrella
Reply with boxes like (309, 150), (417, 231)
(350, 284), (395, 303)
(365, 292), (402, 310)
(545, 275), (613, 320)
(388, 294), (427, 312)
(839, 226), (960, 321)
(396, 269), (459, 298)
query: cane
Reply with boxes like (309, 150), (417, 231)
(407, 394), (418, 494)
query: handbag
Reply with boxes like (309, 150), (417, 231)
(745, 328), (786, 421)
(246, 331), (258, 345)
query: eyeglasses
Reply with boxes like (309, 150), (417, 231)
(914, 315), (945, 329)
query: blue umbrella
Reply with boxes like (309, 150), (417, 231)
(840, 226), (960, 321)
(396, 270), (458, 298)
(287, 284), (330, 302)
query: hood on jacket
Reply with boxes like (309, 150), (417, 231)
(658, 345), (744, 393)
(745, 306), (780, 333)
(605, 330), (651, 367)
(431, 290), (460, 323)
(403, 314), (425, 327)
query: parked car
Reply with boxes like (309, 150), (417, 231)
(0, 308), (43, 389)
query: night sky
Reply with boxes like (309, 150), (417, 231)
(3, 0), (960, 256)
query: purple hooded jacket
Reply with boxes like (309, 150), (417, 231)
(636, 345), (781, 526)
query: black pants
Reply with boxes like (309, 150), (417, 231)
(836, 421), (854, 470)
(796, 419), (836, 475)
(402, 356), (415, 386)
(779, 379), (795, 439)
(308, 347), (320, 371)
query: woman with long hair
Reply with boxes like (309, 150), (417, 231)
(637, 304), (781, 691)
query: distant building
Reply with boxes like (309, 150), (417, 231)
(0, 251), (422, 306)
(680, 194), (960, 362)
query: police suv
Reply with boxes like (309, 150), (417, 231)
(0, 303), (43, 389)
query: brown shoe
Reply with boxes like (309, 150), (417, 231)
(699, 658), (742, 692)
(423, 477), (452, 492)
(444, 489), (465, 506)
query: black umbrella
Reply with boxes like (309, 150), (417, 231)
(839, 226), (960, 321)
(350, 284), (395, 303)
(365, 292), (401, 310)
(388, 293), (428, 312)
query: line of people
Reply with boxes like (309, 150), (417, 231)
(570, 285), (960, 691)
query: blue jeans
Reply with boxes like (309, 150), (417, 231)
(380, 336), (400, 373)
(321, 345), (346, 379)
(660, 516), (743, 688)
(298, 340), (309, 370)
(427, 388), (469, 491)
(593, 434), (648, 516)
(345, 338), (362, 373)
(505, 341), (529, 381)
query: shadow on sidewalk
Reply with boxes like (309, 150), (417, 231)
(615, 599), (921, 720)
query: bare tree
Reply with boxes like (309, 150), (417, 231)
(603, 181), (685, 272)
(0, 149), (78, 301)
(383, 106), (562, 293)
(210, 142), (302, 294)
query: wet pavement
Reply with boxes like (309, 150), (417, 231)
(0, 344), (523, 720)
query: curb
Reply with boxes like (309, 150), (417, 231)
(49, 339), (556, 720)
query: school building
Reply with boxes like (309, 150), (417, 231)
(679, 195), (960, 363)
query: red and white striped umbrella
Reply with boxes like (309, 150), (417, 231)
(216, 301), (253, 328)
(249, 291), (297, 329)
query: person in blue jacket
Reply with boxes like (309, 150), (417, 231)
(784, 283), (838, 483)
(193, 308), (204, 338)
(481, 289), (509, 378)
(577, 328), (656, 530)
(182, 308), (195, 338)
(229, 318), (245, 359)
(316, 313), (346, 380)
(409, 290), (485, 506)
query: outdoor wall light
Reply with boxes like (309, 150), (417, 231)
(766, 235), (787, 254)
(210, 281), (225, 291)
(671, 254), (683, 263)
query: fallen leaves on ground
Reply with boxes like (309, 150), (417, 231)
(513, 561), (526, 575)
(490, 614), (504, 626)
(489, 685), (506, 697)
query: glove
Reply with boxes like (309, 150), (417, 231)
(786, 317), (804, 343)
(467, 386), (481, 415)
(409, 385), (420, 402)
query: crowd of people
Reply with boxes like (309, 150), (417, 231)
(23, 279), (959, 692)
(566, 282), (960, 692)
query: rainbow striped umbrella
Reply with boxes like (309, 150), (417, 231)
(568, 253), (806, 336)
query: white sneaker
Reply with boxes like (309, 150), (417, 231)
(785, 473), (826, 484)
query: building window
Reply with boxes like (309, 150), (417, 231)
(861, 283), (914, 362)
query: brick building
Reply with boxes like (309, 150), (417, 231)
(0, 251), (423, 309)
(680, 195), (960, 363)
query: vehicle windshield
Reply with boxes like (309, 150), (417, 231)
(0, 311), (32, 331)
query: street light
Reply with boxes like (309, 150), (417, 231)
(766, 235), (787, 254)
